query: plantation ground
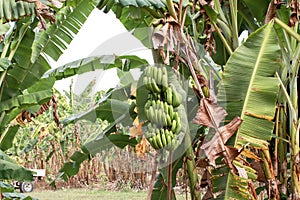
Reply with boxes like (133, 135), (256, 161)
(29, 189), (190, 200)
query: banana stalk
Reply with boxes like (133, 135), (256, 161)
(183, 128), (201, 200)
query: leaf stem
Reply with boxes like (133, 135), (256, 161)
(184, 133), (200, 200)
(274, 18), (300, 42)
(147, 153), (158, 200)
(167, 151), (173, 200)
(166, 0), (178, 21)
(229, 0), (239, 49)
(211, 21), (233, 55)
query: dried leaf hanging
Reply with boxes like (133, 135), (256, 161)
(200, 116), (242, 166)
(129, 117), (144, 137)
(17, 0), (57, 30)
(14, 96), (61, 128)
(135, 137), (147, 159)
(152, 14), (182, 65)
(193, 98), (227, 129)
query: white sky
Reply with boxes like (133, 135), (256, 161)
(53, 8), (248, 95)
(53, 9), (152, 94)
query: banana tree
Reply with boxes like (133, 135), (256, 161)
(47, 0), (299, 200)
(0, 0), (98, 192)
(1, 0), (299, 200)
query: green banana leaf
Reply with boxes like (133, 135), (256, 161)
(241, 0), (270, 23)
(0, 89), (53, 112)
(32, 0), (95, 62)
(1, 20), (48, 101)
(97, 0), (166, 11)
(216, 21), (280, 199)
(0, 125), (19, 151)
(0, 150), (33, 181)
(0, 77), (55, 135)
(2, 1), (95, 100)
(43, 55), (148, 81)
(0, 0), (35, 22)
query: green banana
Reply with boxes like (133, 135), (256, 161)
(156, 130), (163, 148)
(151, 100), (156, 108)
(154, 108), (159, 125)
(145, 66), (152, 77)
(162, 112), (168, 127)
(174, 120), (182, 134)
(166, 114), (172, 127)
(171, 119), (177, 132)
(159, 101), (165, 112)
(168, 129), (174, 138)
(157, 110), (163, 127)
(148, 106), (155, 121)
(162, 66), (167, 75)
(163, 102), (169, 114)
(150, 77), (161, 93)
(143, 76), (150, 90)
(161, 129), (167, 147)
(168, 105), (174, 120)
(150, 136), (159, 149)
(156, 100), (161, 110)
(166, 88), (173, 105)
(169, 84), (182, 107)
(147, 77), (154, 92)
(173, 111), (179, 123)
(152, 66), (158, 80)
(150, 66), (155, 78)
(161, 74), (168, 91)
(156, 67), (162, 86)
(172, 91), (182, 107)
(166, 134), (172, 145)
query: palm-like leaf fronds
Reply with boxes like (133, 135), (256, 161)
(215, 20), (281, 199)
(32, 0), (95, 62)
(0, 0), (35, 22)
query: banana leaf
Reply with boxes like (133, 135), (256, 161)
(43, 55), (148, 80)
(216, 20), (280, 199)
(0, 0), (35, 22)
(32, 0), (95, 62)
(0, 150), (33, 181)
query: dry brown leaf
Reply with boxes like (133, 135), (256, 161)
(195, 158), (209, 168)
(152, 14), (182, 65)
(223, 146), (242, 164)
(181, 36), (202, 73)
(35, 0), (56, 30)
(200, 116), (242, 166)
(251, 160), (267, 182)
(129, 117), (144, 137)
(193, 98), (227, 129)
(135, 137), (147, 159)
(240, 148), (261, 161)
(201, 170), (214, 200)
(295, 152), (300, 181)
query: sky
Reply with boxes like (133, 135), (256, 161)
(53, 8), (152, 94)
(53, 8), (247, 95)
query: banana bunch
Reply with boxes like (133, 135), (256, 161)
(146, 123), (179, 150)
(143, 65), (168, 93)
(142, 65), (184, 151)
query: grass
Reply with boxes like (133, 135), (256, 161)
(30, 189), (147, 200)
(29, 189), (190, 200)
